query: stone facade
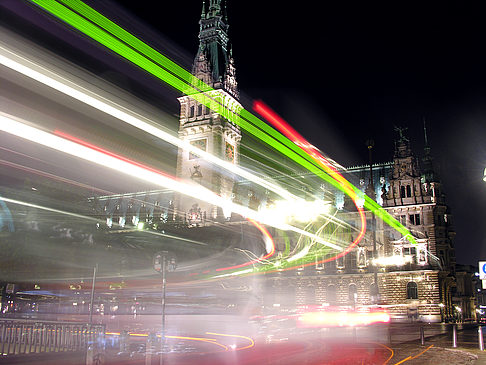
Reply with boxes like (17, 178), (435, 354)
(171, 0), (464, 323)
(259, 132), (457, 322)
(174, 1), (241, 224)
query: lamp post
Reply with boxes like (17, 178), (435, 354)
(153, 251), (176, 365)
(88, 263), (98, 325)
(438, 303), (445, 323)
(366, 139), (379, 304)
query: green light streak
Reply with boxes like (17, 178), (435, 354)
(29, 0), (415, 246)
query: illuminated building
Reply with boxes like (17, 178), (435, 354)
(174, 0), (242, 224)
(166, 0), (461, 322)
(260, 129), (459, 322)
(0, 0), (467, 322)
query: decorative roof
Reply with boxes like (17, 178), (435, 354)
(193, 0), (238, 98)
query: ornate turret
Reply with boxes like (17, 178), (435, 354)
(194, 0), (238, 98)
(383, 127), (426, 207)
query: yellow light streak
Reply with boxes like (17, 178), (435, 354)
(205, 331), (255, 351)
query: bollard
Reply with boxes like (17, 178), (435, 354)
(452, 324), (457, 348)
(145, 332), (157, 365)
(420, 326), (425, 346)
(86, 343), (94, 365)
(119, 330), (129, 354)
(479, 326), (484, 351)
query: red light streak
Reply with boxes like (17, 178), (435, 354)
(253, 100), (367, 269)
(297, 309), (391, 327)
(215, 218), (276, 271)
(53, 130), (173, 179)
(53, 130), (275, 274)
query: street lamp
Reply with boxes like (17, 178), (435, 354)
(153, 251), (176, 365)
(366, 139), (379, 304)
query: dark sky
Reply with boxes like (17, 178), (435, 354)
(110, 1), (486, 266)
(2, 0), (485, 265)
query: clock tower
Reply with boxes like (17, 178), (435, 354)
(174, 0), (242, 225)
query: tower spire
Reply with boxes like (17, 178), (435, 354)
(200, 0), (206, 19)
(422, 118), (436, 182)
(193, 0), (238, 98)
(423, 117), (429, 146)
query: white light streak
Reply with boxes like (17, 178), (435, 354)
(0, 115), (341, 250)
(0, 44), (296, 202)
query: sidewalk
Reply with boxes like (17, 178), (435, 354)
(389, 324), (486, 365)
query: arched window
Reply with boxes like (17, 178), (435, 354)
(189, 106), (195, 118)
(400, 186), (406, 198)
(407, 282), (418, 299)
(406, 185), (412, 197)
(197, 104), (203, 116)
(348, 284), (357, 303)
(327, 285), (337, 305)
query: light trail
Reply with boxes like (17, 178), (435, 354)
(205, 332), (255, 351)
(297, 310), (391, 327)
(253, 100), (415, 244)
(214, 217), (276, 272)
(0, 158), (112, 195)
(0, 196), (100, 223)
(0, 43), (297, 206)
(105, 332), (229, 351)
(1, 0), (418, 279)
(252, 100), (366, 268)
(26, 0), (415, 247)
(0, 115), (342, 250)
(374, 342), (395, 365)
(164, 335), (228, 351)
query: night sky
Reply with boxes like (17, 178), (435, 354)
(3, 0), (485, 265)
(112, 1), (486, 266)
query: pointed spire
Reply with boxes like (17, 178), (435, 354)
(200, 0), (206, 19)
(423, 117), (429, 147)
(422, 118), (436, 182)
(423, 117), (431, 157)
